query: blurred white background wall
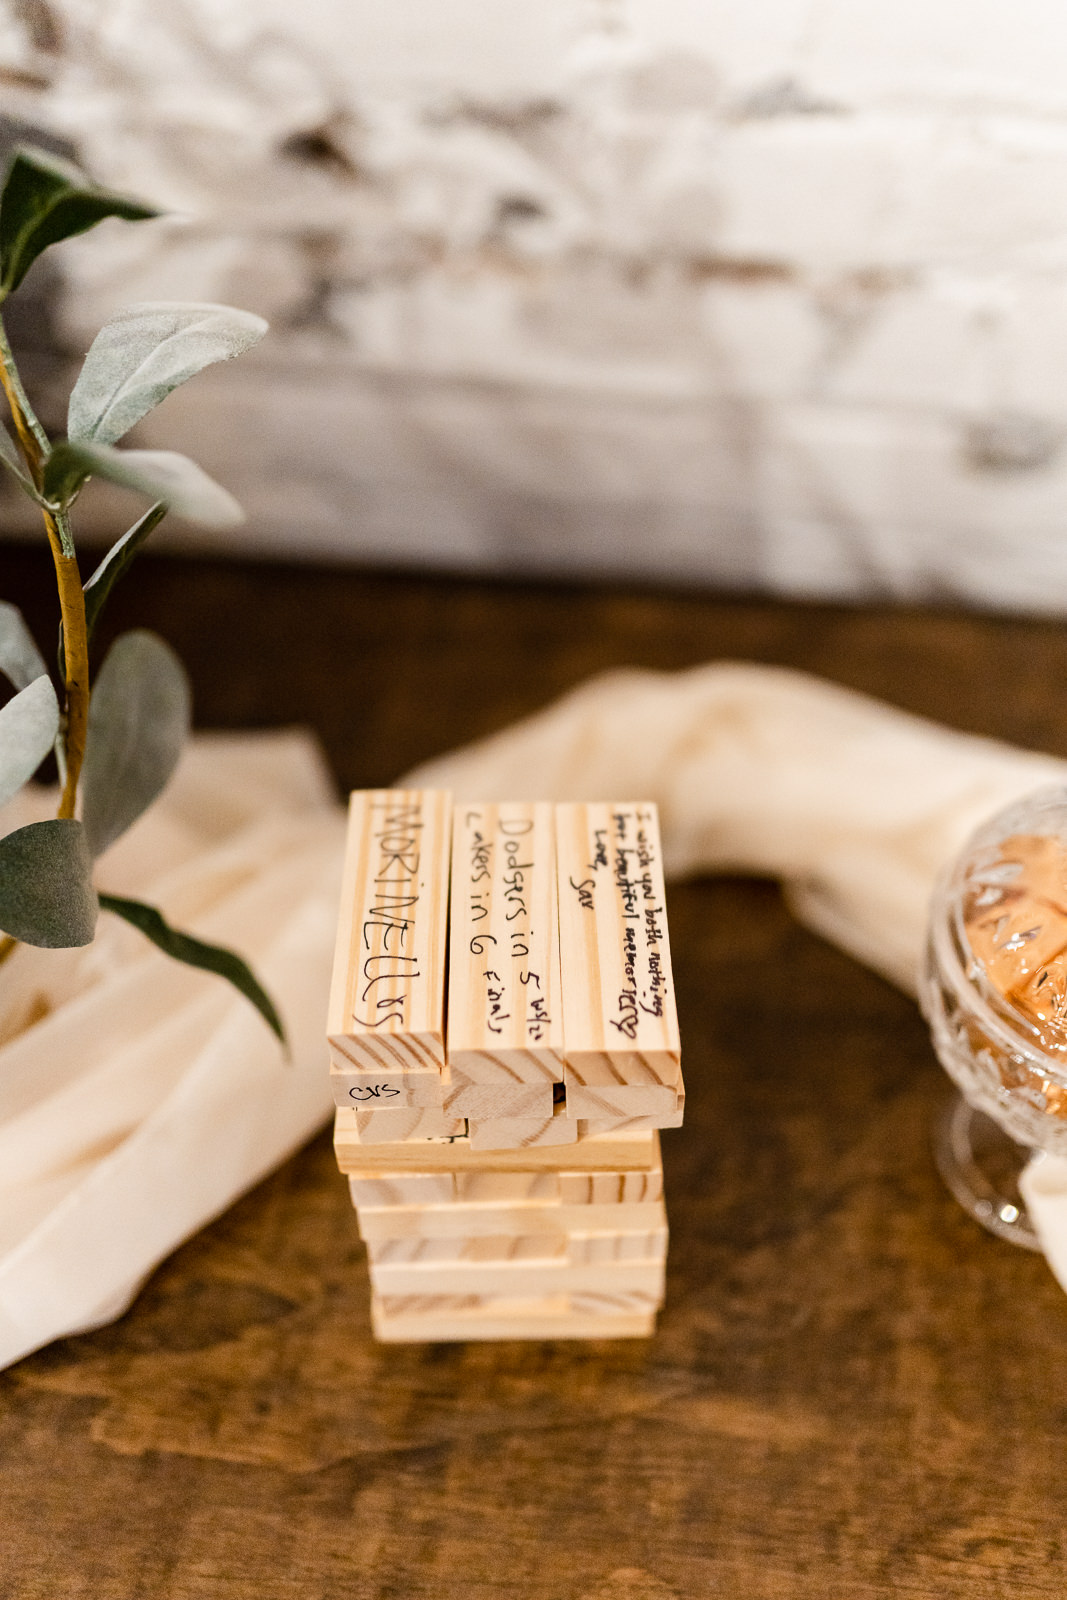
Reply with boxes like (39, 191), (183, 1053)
(5, 0), (1067, 606)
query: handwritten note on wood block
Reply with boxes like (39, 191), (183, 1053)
(327, 789), (451, 1077)
(330, 1052), (448, 1110)
(448, 802), (563, 1085)
(555, 802), (681, 1106)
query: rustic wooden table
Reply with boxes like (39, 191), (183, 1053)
(3, 551), (1067, 1599)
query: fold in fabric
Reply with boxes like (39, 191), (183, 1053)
(0, 732), (343, 1370)
(406, 662), (1067, 1295)
(5, 666), (1067, 1368)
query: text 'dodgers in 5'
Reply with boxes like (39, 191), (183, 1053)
(448, 801), (564, 1086)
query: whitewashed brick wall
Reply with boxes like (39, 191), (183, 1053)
(6, 0), (1067, 607)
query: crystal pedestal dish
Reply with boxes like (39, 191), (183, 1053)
(920, 787), (1067, 1248)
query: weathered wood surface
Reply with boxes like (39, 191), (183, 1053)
(3, 550), (1067, 1597)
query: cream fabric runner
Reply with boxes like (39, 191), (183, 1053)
(4, 665), (1067, 1370)
(407, 663), (1067, 1295)
(0, 732), (343, 1370)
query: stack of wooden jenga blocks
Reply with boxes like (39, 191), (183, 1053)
(327, 789), (683, 1341)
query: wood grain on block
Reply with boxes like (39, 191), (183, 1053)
(347, 1172), (454, 1207)
(335, 1113), (657, 1173)
(442, 1069), (553, 1120)
(559, 1149), (663, 1205)
(368, 1258), (666, 1298)
(568, 1289), (663, 1316)
(370, 1296), (656, 1342)
(356, 1199), (668, 1241)
(578, 1093), (685, 1134)
(564, 1081), (681, 1119)
(367, 1235), (568, 1265)
(448, 801), (564, 1084)
(450, 1170), (558, 1205)
(555, 801), (681, 1101)
(327, 789), (451, 1075)
(567, 1228), (669, 1265)
(351, 1106), (466, 1144)
(467, 1101), (578, 1151)
(330, 1052), (448, 1110)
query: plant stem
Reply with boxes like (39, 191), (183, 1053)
(0, 308), (51, 489)
(47, 509), (88, 816)
(0, 310), (89, 815)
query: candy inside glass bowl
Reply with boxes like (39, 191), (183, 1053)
(920, 787), (1067, 1245)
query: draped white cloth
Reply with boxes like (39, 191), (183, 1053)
(0, 732), (343, 1370)
(406, 663), (1067, 1295)
(4, 665), (1067, 1370)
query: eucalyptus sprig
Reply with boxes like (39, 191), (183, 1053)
(0, 146), (284, 1045)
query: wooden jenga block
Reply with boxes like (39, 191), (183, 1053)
(366, 1235), (568, 1266)
(327, 790), (451, 1094)
(348, 1173), (455, 1206)
(368, 1257), (666, 1298)
(448, 801), (564, 1086)
(330, 1052), (448, 1110)
(566, 1228), (669, 1264)
(577, 1095), (685, 1134)
(370, 1294), (656, 1342)
(349, 1106), (466, 1144)
(441, 1070), (554, 1120)
(355, 1199), (668, 1241)
(467, 1100), (578, 1150)
(567, 1289), (661, 1317)
(558, 1148), (663, 1204)
(564, 1082), (681, 1118)
(555, 802), (682, 1117)
(453, 1170), (561, 1204)
(334, 1112), (657, 1173)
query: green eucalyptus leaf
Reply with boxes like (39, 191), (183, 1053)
(99, 893), (286, 1045)
(81, 629), (191, 858)
(69, 301), (268, 446)
(0, 818), (98, 946)
(0, 600), (47, 690)
(0, 674), (59, 807)
(43, 441), (244, 526)
(0, 423), (33, 491)
(82, 501), (167, 640)
(0, 146), (158, 297)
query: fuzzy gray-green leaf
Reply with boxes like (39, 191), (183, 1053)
(0, 674), (59, 808)
(81, 629), (191, 858)
(99, 893), (286, 1045)
(0, 423), (33, 491)
(0, 601), (47, 690)
(44, 441), (244, 526)
(0, 146), (158, 296)
(68, 301), (267, 446)
(0, 819), (98, 946)
(82, 502), (167, 640)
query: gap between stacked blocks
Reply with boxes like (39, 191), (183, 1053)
(326, 790), (683, 1341)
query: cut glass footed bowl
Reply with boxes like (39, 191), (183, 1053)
(920, 786), (1067, 1249)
